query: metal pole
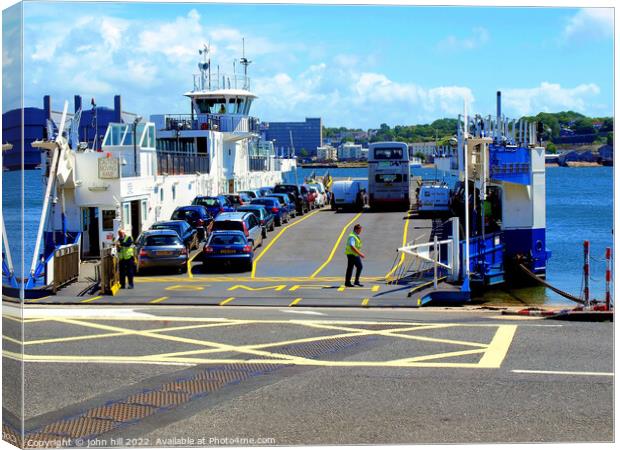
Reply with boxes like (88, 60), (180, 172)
(463, 102), (470, 279)
(434, 235), (438, 289)
(605, 247), (612, 310)
(583, 240), (590, 307)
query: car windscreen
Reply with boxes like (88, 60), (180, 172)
(172, 210), (198, 220)
(210, 234), (246, 245)
(145, 235), (182, 246)
(274, 186), (295, 194)
(267, 196), (285, 205)
(212, 221), (244, 232)
(195, 198), (218, 207)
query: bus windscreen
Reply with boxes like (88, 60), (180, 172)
(373, 148), (404, 160)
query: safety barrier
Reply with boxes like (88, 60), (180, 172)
(51, 244), (80, 293)
(99, 247), (120, 295)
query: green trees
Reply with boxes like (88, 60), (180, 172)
(573, 118), (595, 134)
(546, 142), (557, 154)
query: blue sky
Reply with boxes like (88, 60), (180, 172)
(5, 2), (615, 128)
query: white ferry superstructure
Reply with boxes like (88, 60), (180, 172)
(24, 45), (296, 286)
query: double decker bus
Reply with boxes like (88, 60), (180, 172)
(368, 141), (411, 210)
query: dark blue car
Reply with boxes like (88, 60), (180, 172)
(250, 198), (289, 226)
(202, 231), (254, 271)
(268, 193), (297, 219)
(192, 195), (235, 218)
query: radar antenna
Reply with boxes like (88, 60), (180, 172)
(198, 43), (211, 90)
(239, 38), (252, 90)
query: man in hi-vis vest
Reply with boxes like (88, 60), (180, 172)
(344, 223), (365, 287)
(116, 228), (135, 289)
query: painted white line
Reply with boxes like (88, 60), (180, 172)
(279, 309), (326, 316)
(512, 369), (613, 377)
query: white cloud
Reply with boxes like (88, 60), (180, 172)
(562, 8), (613, 42)
(501, 82), (600, 116)
(437, 27), (489, 51)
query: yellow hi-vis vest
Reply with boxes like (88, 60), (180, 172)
(345, 232), (362, 256)
(118, 236), (134, 260)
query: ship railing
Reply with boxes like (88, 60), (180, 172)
(162, 114), (260, 134)
(156, 151), (210, 176)
(192, 73), (251, 92)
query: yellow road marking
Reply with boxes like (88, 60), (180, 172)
(251, 208), (323, 278)
(187, 248), (203, 279)
(2, 335), (22, 345)
(227, 284), (286, 292)
(384, 216), (410, 280)
(289, 297), (302, 307)
(80, 296), (102, 304)
(5, 318), (517, 369)
(309, 212), (363, 279)
(289, 284), (333, 291)
(25, 296), (50, 303)
(477, 324), (518, 368)
(165, 284), (209, 291)
(361, 298), (369, 307)
(149, 296), (169, 304)
(337, 284), (380, 292)
(135, 275), (384, 283)
(219, 297), (235, 306)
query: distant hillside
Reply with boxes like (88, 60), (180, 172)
(323, 112), (613, 146)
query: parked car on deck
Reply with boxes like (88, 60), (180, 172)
(170, 205), (213, 240)
(267, 193), (296, 219)
(239, 189), (262, 199)
(135, 230), (188, 274)
(258, 187), (274, 197)
(301, 184), (316, 209)
(225, 193), (252, 208)
(211, 212), (264, 249)
(191, 195), (235, 218)
(273, 184), (309, 215)
(308, 186), (325, 208)
(202, 231), (254, 271)
(308, 183), (327, 207)
(236, 204), (275, 238)
(150, 220), (198, 250)
(250, 197), (289, 226)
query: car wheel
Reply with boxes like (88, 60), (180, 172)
(249, 239), (255, 250)
(270, 223), (275, 231)
(180, 265), (188, 274)
(262, 229), (267, 239)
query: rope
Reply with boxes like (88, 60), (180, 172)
(518, 264), (584, 305)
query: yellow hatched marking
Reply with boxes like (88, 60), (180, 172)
(80, 296), (102, 304)
(134, 275), (384, 283)
(219, 297), (235, 306)
(2, 335), (22, 345)
(309, 212), (362, 278)
(361, 298), (369, 307)
(289, 298), (302, 307)
(149, 296), (169, 304)
(477, 324), (518, 368)
(251, 208), (323, 278)
(384, 216), (410, 280)
(289, 284), (333, 291)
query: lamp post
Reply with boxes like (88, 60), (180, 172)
(132, 116), (143, 176)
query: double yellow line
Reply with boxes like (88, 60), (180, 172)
(309, 212), (362, 279)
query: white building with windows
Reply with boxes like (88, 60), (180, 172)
(338, 142), (363, 160)
(316, 145), (337, 161)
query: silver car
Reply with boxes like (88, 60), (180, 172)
(135, 230), (189, 274)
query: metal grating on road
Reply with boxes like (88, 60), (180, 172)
(86, 403), (157, 422)
(42, 417), (118, 438)
(269, 335), (376, 359)
(125, 390), (191, 409)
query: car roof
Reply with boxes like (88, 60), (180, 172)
(237, 204), (265, 210)
(152, 220), (186, 226)
(142, 229), (180, 236)
(176, 205), (206, 210)
(214, 212), (251, 220)
(210, 230), (247, 237)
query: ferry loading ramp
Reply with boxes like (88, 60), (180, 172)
(22, 208), (457, 308)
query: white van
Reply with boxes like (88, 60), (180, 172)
(417, 181), (450, 215)
(331, 179), (368, 211)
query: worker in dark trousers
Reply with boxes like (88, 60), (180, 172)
(116, 228), (135, 289)
(344, 224), (365, 287)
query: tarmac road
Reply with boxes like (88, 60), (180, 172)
(2, 303), (613, 446)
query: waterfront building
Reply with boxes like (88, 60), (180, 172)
(338, 142), (363, 160)
(316, 145), (337, 161)
(261, 117), (322, 157)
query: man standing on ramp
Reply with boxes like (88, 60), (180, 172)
(344, 223), (365, 287)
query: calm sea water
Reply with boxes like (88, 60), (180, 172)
(2, 166), (613, 305)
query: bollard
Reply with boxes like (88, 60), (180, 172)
(583, 241), (590, 308)
(605, 247), (612, 310)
